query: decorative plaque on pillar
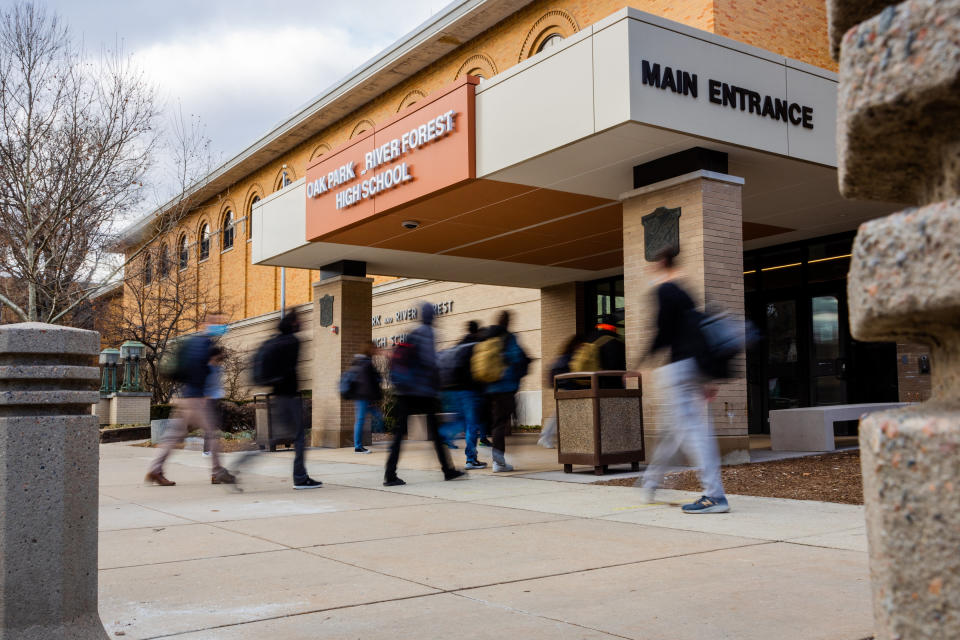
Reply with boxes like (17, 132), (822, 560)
(641, 206), (681, 261)
(318, 294), (334, 327)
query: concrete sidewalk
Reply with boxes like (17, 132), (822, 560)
(98, 438), (874, 639)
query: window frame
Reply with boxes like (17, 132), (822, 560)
(198, 223), (211, 261)
(221, 210), (235, 251)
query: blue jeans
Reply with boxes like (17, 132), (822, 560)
(449, 390), (481, 462)
(353, 400), (383, 449)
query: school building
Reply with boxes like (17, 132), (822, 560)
(116, 0), (932, 460)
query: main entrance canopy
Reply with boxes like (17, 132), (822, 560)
(251, 8), (895, 287)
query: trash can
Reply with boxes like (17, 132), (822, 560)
(254, 393), (297, 452)
(554, 371), (644, 475)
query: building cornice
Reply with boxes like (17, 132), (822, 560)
(115, 0), (535, 251)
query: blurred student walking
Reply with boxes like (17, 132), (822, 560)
(440, 320), (487, 469)
(147, 312), (235, 486)
(265, 309), (322, 489)
(385, 302), (465, 486)
(538, 334), (583, 449)
(476, 311), (529, 472)
(347, 341), (383, 454)
(628, 251), (729, 514)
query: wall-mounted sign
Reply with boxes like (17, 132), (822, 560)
(640, 59), (815, 129)
(641, 206), (681, 261)
(372, 300), (454, 327)
(305, 78), (477, 242)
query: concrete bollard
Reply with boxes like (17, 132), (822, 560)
(0, 323), (108, 639)
(828, 0), (960, 637)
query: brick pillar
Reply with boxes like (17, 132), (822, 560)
(539, 282), (584, 424)
(311, 275), (373, 447)
(621, 170), (749, 464)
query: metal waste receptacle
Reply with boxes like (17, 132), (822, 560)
(555, 371), (644, 475)
(254, 393), (297, 451)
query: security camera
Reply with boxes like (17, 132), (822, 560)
(401, 220), (420, 229)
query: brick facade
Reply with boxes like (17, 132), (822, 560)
(539, 282), (585, 423)
(124, 0), (834, 331)
(310, 276), (373, 447)
(895, 342), (933, 403)
(622, 174), (749, 463)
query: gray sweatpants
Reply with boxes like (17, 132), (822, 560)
(641, 358), (725, 498)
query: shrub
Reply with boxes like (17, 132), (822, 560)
(151, 404), (173, 420)
(219, 401), (255, 433)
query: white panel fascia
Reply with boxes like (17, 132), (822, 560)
(627, 19), (789, 155)
(251, 178), (308, 265)
(785, 67), (837, 166)
(476, 35), (595, 177)
(592, 15), (632, 132)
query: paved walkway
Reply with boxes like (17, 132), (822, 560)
(98, 437), (874, 639)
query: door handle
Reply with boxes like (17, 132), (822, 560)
(835, 358), (848, 380)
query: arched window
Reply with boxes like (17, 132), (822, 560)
(222, 211), (234, 250)
(178, 235), (188, 270)
(198, 224), (210, 261)
(158, 245), (170, 278)
(250, 195), (260, 212)
(537, 33), (564, 53)
(144, 252), (153, 285)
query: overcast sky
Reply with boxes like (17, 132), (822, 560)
(40, 0), (444, 188)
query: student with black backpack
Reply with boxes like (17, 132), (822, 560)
(342, 341), (382, 454)
(256, 308), (322, 490)
(147, 312), (236, 487)
(384, 302), (465, 486)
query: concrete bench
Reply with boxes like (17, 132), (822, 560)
(770, 402), (909, 451)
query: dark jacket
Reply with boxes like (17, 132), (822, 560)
(648, 281), (700, 363)
(591, 328), (626, 371)
(180, 333), (215, 398)
(350, 354), (382, 402)
(399, 302), (440, 398)
(484, 325), (528, 395)
(271, 315), (301, 396)
(549, 353), (578, 391)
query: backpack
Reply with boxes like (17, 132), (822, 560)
(252, 336), (279, 386)
(159, 337), (192, 383)
(388, 341), (417, 390)
(339, 367), (358, 399)
(470, 336), (505, 384)
(438, 342), (475, 388)
(569, 335), (614, 372)
(693, 310), (757, 379)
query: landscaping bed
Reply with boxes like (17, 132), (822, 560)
(596, 449), (864, 505)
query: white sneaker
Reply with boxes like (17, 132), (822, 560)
(639, 487), (656, 504)
(492, 462), (514, 473)
(201, 451), (212, 457)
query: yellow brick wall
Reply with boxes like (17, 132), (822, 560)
(714, 0), (836, 71)
(125, 0), (832, 327)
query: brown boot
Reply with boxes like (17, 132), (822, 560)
(145, 471), (175, 486)
(211, 468), (236, 485)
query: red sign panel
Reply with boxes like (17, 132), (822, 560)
(305, 77), (477, 242)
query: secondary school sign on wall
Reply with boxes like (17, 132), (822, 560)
(305, 77), (478, 242)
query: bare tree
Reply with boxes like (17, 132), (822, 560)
(0, 2), (158, 323)
(105, 251), (225, 404)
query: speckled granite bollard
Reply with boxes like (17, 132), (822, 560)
(0, 323), (108, 639)
(829, 1), (960, 638)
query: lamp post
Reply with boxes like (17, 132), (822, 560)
(99, 348), (120, 393)
(119, 340), (146, 392)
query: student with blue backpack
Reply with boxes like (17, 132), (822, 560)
(384, 302), (466, 486)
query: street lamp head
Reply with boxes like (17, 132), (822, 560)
(120, 340), (146, 360)
(99, 348), (120, 366)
